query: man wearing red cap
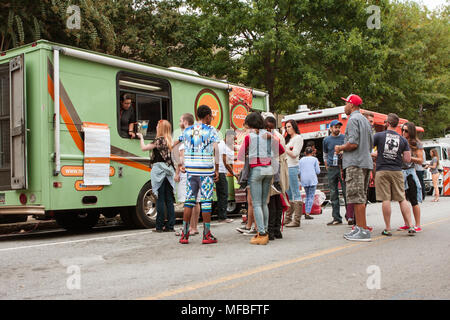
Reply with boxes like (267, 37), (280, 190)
(335, 94), (374, 242)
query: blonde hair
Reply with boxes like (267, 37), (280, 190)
(156, 120), (173, 151)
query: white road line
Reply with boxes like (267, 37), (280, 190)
(0, 230), (154, 253)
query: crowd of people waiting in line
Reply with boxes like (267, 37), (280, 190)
(128, 93), (440, 245)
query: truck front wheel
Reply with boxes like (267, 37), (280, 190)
(131, 181), (157, 229)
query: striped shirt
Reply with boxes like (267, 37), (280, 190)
(179, 122), (219, 176)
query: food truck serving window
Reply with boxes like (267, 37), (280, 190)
(117, 72), (171, 139)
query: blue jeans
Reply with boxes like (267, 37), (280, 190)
(156, 178), (175, 230)
(304, 185), (317, 214)
(249, 166), (273, 234)
(327, 167), (346, 222)
(287, 166), (301, 201)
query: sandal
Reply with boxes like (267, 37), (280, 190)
(381, 230), (392, 236)
(327, 220), (342, 225)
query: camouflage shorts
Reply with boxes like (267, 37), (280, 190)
(345, 166), (371, 204)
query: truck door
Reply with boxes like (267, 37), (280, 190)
(0, 54), (27, 190)
(10, 54), (27, 189)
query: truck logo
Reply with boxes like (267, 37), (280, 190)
(194, 89), (223, 130)
(230, 104), (249, 130)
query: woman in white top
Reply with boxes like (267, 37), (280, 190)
(284, 120), (304, 227)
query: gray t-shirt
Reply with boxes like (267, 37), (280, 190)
(403, 141), (424, 170)
(342, 110), (374, 170)
(430, 157), (439, 174)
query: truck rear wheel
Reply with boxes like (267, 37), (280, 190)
(227, 202), (242, 216)
(54, 211), (100, 231)
(131, 181), (157, 229)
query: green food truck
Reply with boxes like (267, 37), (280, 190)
(0, 40), (269, 230)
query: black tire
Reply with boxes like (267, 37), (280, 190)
(427, 186), (442, 196)
(54, 211), (100, 231)
(226, 201), (242, 216)
(131, 181), (157, 229)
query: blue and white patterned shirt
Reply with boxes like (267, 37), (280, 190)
(179, 122), (219, 176)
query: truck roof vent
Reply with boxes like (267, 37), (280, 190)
(168, 67), (199, 76)
(296, 105), (310, 113)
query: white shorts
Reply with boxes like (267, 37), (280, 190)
(176, 172), (201, 203)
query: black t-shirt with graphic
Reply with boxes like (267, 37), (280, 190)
(374, 130), (410, 171)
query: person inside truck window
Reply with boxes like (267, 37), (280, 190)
(119, 93), (136, 139)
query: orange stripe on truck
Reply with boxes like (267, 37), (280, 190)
(110, 155), (151, 172)
(47, 74), (85, 152)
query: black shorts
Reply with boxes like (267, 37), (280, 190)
(405, 174), (419, 206)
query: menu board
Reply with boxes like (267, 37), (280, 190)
(82, 122), (111, 186)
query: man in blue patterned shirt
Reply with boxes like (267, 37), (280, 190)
(174, 105), (220, 244)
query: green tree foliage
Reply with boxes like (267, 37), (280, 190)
(380, 1), (449, 138)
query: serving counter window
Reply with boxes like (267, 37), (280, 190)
(117, 73), (171, 139)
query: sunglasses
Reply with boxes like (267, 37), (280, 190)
(402, 129), (408, 133)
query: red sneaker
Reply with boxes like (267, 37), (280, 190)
(397, 225), (409, 231)
(179, 231), (190, 244)
(202, 231), (218, 244)
(414, 226), (423, 233)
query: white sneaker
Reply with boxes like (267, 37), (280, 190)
(236, 226), (250, 233)
(243, 227), (258, 236)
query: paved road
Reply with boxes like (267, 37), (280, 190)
(0, 198), (449, 300)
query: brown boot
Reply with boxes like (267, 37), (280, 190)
(283, 201), (294, 226)
(250, 233), (269, 245)
(285, 201), (302, 227)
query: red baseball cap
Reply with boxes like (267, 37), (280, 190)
(341, 94), (363, 106)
